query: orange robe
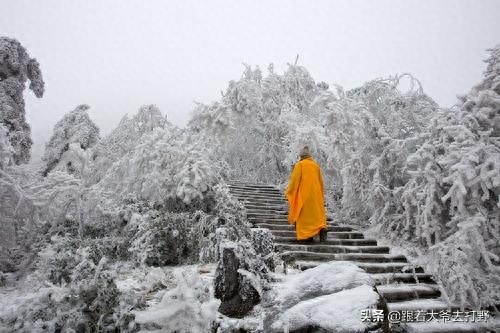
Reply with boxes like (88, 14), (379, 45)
(285, 156), (327, 240)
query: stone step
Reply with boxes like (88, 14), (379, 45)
(248, 217), (288, 223)
(230, 186), (281, 192)
(280, 251), (408, 263)
(229, 183), (278, 188)
(386, 299), (456, 313)
(227, 183), (279, 190)
(274, 236), (378, 246)
(371, 273), (436, 285)
(238, 197), (284, 202)
(247, 214), (289, 220)
(256, 223), (354, 232)
(235, 197), (286, 205)
(377, 283), (441, 302)
(270, 230), (364, 239)
(250, 218), (344, 226)
(294, 260), (425, 274)
(230, 191), (284, 199)
(231, 192), (286, 202)
(229, 190), (282, 197)
(275, 243), (390, 254)
(248, 216), (288, 222)
(246, 209), (288, 215)
(244, 204), (287, 210)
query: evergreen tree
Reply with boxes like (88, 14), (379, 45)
(41, 104), (99, 176)
(0, 36), (44, 165)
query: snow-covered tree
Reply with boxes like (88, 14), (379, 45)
(376, 46), (500, 307)
(188, 63), (327, 185)
(0, 36), (44, 165)
(105, 104), (170, 159)
(318, 74), (437, 222)
(99, 125), (220, 205)
(85, 104), (172, 185)
(41, 104), (99, 176)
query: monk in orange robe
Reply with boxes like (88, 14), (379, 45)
(285, 146), (327, 242)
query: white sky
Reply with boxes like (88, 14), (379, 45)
(1, 0), (500, 149)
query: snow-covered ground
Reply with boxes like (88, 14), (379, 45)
(0, 262), (219, 333)
(0, 261), (379, 332)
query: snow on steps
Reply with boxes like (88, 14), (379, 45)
(275, 243), (391, 254)
(294, 260), (426, 274)
(274, 236), (378, 246)
(270, 230), (365, 238)
(386, 299), (455, 312)
(371, 273), (436, 285)
(280, 251), (408, 263)
(376, 283), (441, 301)
(227, 182), (494, 332)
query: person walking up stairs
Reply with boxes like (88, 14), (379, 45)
(285, 146), (328, 243)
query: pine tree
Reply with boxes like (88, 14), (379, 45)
(41, 104), (100, 176)
(0, 36), (44, 165)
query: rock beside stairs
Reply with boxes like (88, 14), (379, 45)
(214, 244), (261, 318)
(227, 182), (494, 332)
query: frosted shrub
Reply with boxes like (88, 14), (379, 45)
(4, 285), (71, 332)
(36, 237), (86, 285)
(129, 211), (198, 266)
(78, 184), (239, 268)
(82, 237), (130, 263)
(10, 256), (128, 332)
(196, 184), (251, 263)
(77, 268), (120, 331)
(423, 214), (500, 308)
(127, 183), (249, 266)
(135, 267), (219, 332)
(163, 190), (216, 213)
(251, 228), (275, 270)
(1, 168), (87, 252)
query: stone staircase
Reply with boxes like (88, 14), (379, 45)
(228, 182), (494, 333)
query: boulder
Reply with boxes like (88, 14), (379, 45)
(264, 261), (379, 332)
(214, 243), (262, 318)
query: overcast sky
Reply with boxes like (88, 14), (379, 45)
(2, 0), (500, 149)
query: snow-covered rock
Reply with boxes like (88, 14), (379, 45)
(273, 285), (379, 333)
(265, 261), (378, 332)
(275, 261), (374, 309)
(214, 242), (263, 318)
